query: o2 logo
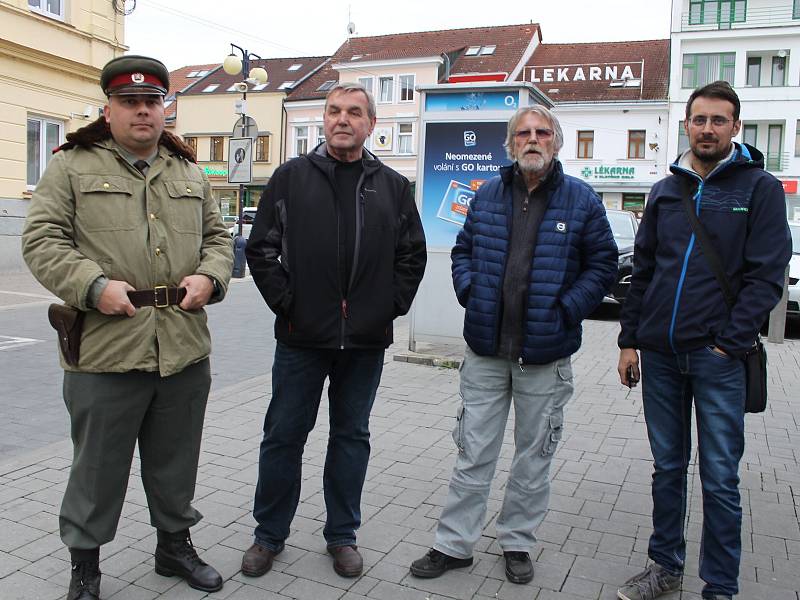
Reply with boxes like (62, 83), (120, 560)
(463, 131), (476, 147)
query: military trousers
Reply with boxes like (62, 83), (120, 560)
(60, 359), (211, 549)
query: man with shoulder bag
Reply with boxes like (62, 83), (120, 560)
(616, 81), (791, 600)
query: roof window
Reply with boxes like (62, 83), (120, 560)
(278, 81), (295, 90)
(480, 45), (496, 55)
(252, 83), (269, 91)
(202, 84), (219, 93)
(317, 80), (338, 91)
(465, 46), (481, 56)
(288, 64), (303, 71)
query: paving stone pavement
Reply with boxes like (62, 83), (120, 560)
(1, 314), (799, 599)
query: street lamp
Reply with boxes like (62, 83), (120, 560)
(222, 43), (268, 278)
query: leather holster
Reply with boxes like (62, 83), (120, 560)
(47, 304), (85, 367)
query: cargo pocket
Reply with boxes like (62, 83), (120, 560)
(76, 175), (137, 231)
(165, 180), (205, 234)
(541, 412), (563, 456)
(452, 401), (465, 453)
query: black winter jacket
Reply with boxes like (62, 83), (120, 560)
(246, 144), (427, 349)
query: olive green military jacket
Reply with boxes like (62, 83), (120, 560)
(22, 139), (233, 376)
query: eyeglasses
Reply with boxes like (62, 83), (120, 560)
(514, 128), (554, 140)
(689, 116), (734, 128)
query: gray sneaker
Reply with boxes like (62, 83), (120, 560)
(617, 563), (681, 600)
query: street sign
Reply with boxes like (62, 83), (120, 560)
(232, 116), (258, 142)
(228, 137), (252, 184)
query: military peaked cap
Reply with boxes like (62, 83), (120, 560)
(100, 55), (169, 96)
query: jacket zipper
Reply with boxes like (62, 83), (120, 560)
(340, 171), (367, 350)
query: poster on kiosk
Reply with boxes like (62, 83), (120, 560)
(409, 83), (551, 350)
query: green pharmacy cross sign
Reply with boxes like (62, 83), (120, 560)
(581, 165), (636, 180)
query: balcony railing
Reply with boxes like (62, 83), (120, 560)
(765, 151), (791, 172)
(682, 4), (800, 31)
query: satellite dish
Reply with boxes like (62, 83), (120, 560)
(347, 21), (356, 35)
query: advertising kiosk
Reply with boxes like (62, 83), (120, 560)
(409, 82), (552, 351)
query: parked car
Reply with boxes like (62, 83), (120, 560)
(228, 207), (258, 239)
(787, 221), (800, 316)
(604, 209), (638, 304)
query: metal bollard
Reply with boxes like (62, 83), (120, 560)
(232, 234), (247, 278)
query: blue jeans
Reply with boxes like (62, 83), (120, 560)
(641, 348), (745, 598)
(252, 342), (384, 552)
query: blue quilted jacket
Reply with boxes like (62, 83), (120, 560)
(452, 162), (618, 364)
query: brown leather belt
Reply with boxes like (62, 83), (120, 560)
(127, 286), (186, 308)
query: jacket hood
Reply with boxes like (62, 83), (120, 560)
(54, 116), (197, 163)
(670, 142), (764, 178)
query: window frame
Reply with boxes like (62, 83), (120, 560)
(766, 124), (783, 171)
(795, 120), (800, 157)
(794, 0), (800, 18)
(576, 130), (594, 159)
(677, 121), (690, 154)
(742, 123), (758, 147)
(681, 52), (735, 88)
(746, 56), (761, 86)
(315, 127), (326, 148)
(184, 136), (197, 157)
(357, 76), (374, 95)
(627, 130), (646, 160)
(378, 76), (395, 104)
(294, 126), (309, 157)
(209, 136), (224, 162)
(26, 115), (64, 188)
(771, 56), (786, 87)
(255, 135), (271, 163)
(688, 0), (747, 25)
(28, 0), (64, 20)
(397, 123), (414, 155)
(398, 74), (415, 103)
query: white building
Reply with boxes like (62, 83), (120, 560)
(669, 0), (800, 217)
(522, 40), (671, 216)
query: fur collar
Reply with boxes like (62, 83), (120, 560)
(55, 117), (196, 163)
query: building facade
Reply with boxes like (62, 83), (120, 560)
(668, 0), (800, 217)
(0, 0), (125, 271)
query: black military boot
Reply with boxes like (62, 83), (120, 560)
(154, 529), (223, 592)
(67, 548), (101, 600)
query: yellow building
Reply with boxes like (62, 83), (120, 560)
(172, 56), (327, 220)
(0, 0), (125, 271)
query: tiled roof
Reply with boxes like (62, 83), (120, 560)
(166, 63), (219, 120)
(180, 56), (328, 98)
(288, 23), (540, 101)
(522, 40), (670, 103)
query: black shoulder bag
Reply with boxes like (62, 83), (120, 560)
(680, 179), (767, 413)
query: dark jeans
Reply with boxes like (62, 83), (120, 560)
(253, 342), (385, 551)
(641, 348), (745, 598)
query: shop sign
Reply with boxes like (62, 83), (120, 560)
(527, 63), (639, 84)
(780, 180), (798, 195)
(581, 165), (636, 180)
(204, 166), (228, 177)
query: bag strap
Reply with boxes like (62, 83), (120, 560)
(679, 177), (737, 311)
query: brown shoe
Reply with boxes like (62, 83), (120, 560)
(241, 543), (280, 577)
(327, 545), (363, 577)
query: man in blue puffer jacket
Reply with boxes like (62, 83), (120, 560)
(410, 105), (617, 585)
(616, 82), (791, 600)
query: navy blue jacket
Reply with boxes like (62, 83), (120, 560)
(452, 161), (618, 364)
(618, 143), (791, 358)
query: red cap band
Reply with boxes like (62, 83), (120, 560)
(106, 72), (166, 91)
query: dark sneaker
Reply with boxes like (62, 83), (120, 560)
(617, 563), (681, 600)
(241, 543), (281, 577)
(67, 560), (101, 600)
(327, 545), (363, 577)
(703, 596), (732, 600)
(154, 530), (223, 592)
(409, 548), (473, 578)
(504, 551), (534, 584)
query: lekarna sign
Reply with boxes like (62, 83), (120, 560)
(228, 137), (252, 184)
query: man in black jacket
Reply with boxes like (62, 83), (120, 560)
(243, 82), (426, 579)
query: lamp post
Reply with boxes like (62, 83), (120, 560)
(222, 43), (268, 277)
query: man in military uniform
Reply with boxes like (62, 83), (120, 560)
(22, 55), (233, 599)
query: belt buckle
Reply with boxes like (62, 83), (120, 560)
(154, 285), (169, 308)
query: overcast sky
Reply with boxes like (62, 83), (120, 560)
(126, 0), (674, 71)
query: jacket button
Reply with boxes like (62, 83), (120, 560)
(155, 248), (161, 256)
(186, 187), (192, 193)
(149, 213), (157, 220)
(103, 183), (110, 189)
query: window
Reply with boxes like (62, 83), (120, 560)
(681, 53), (735, 88)
(743, 124), (757, 147)
(255, 135), (270, 162)
(28, 0), (63, 19)
(316, 127), (326, 147)
(378, 77), (394, 103)
(288, 64), (303, 71)
(795, 120), (800, 157)
(358, 76), (373, 94)
(252, 83), (269, 91)
(184, 136), (197, 157)
(465, 46), (481, 56)
(480, 45), (496, 55)
(795, 0), (800, 18)
(622, 193), (645, 214)
(577, 131), (594, 159)
(399, 75), (415, 102)
(278, 81), (295, 90)
(210, 136), (224, 161)
(746, 56), (761, 86)
(628, 130), (646, 159)
(398, 123), (414, 154)
(27, 116), (63, 187)
(202, 85), (219, 93)
(688, 0), (746, 25)
(317, 80), (337, 92)
(771, 56), (786, 86)
(767, 124), (783, 171)
(227, 84), (240, 92)
(294, 126), (308, 156)
(677, 121), (690, 154)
